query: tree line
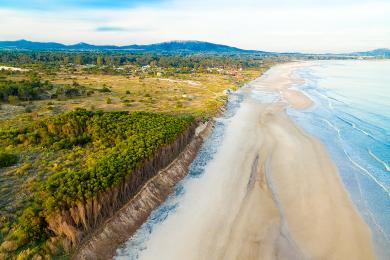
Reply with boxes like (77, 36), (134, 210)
(0, 50), (267, 70)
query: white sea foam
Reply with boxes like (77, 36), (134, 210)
(319, 118), (390, 197)
(293, 60), (390, 259)
(352, 163), (390, 244)
(320, 118), (341, 137)
(337, 116), (371, 136)
(345, 151), (390, 197)
(369, 150), (390, 172)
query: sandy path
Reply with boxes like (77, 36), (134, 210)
(135, 62), (375, 260)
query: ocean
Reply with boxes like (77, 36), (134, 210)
(288, 60), (390, 259)
(115, 60), (389, 259)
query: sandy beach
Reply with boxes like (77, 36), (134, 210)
(128, 62), (376, 260)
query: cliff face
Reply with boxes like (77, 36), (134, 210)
(72, 121), (212, 259)
(44, 122), (202, 253)
(41, 120), (210, 258)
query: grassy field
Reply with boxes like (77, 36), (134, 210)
(0, 67), (265, 128)
(51, 68), (261, 114)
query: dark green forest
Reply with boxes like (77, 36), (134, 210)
(0, 109), (194, 258)
(0, 50), (268, 70)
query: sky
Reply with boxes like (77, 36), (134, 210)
(0, 0), (389, 53)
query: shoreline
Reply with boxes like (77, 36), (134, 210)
(71, 68), (264, 259)
(132, 62), (376, 260)
(250, 62), (376, 259)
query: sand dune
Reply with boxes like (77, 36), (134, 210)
(136, 62), (375, 260)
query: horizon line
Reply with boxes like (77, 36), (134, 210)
(0, 38), (388, 55)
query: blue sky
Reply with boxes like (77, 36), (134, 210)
(0, 0), (163, 9)
(0, 0), (389, 52)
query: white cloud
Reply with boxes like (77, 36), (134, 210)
(0, 0), (389, 52)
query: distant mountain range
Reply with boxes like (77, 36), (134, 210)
(348, 48), (390, 57)
(0, 39), (388, 57)
(0, 39), (269, 54)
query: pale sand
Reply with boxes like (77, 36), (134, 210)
(136, 62), (375, 260)
(252, 61), (313, 109)
(0, 66), (28, 72)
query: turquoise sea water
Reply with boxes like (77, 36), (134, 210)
(288, 60), (390, 259)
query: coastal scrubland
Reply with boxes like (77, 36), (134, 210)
(0, 51), (274, 259)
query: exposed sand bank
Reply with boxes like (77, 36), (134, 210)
(134, 62), (375, 260)
(253, 61), (313, 109)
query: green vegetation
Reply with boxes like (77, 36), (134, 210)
(41, 110), (192, 210)
(54, 83), (87, 99)
(0, 109), (193, 258)
(0, 152), (18, 168)
(99, 86), (111, 93)
(0, 79), (53, 102)
(0, 77), (89, 104)
(0, 50), (275, 123)
(0, 49), (275, 259)
(0, 51), (268, 72)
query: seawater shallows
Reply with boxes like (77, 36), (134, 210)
(115, 84), (250, 259)
(288, 60), (390, 260)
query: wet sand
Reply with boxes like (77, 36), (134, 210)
(133, 62), (376, 260)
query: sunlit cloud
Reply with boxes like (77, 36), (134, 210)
(95, 26), (128, 32)
(0, 0), (389, 52)
(0, 0), (166, 10)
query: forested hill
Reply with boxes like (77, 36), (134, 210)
(348, 48), (390, 57)
(0, 39), (270, 54)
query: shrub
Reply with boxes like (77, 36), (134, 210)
(0, 79), (53, 102)
(105, 97), (112, 104)
(15, 206), (47, 242)
(55, 85), (85, 98)
(0, 152), (18, 168)
(0, 240), (18, 252)
(99, 86), (111, 93)
(16, 248), (34, 260)
(8, 95), (19, 104)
